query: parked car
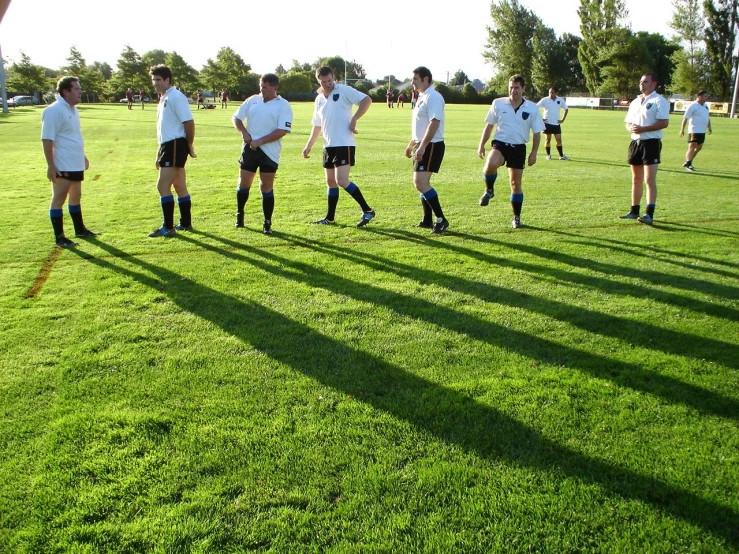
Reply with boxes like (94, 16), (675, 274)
(119, 95), (150, 103)
(5, 95), (35, 107)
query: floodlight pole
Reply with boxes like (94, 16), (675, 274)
(0, 43), (8, 114)
(731, 46), (739, 118)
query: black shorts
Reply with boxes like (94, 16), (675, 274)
(544, 123), (562, 135)
(239, 145), (278, 173)
(56, 170), (85, 182)
(413, 141), (445, 173)
(492, 140), (527, 170)
(688, 133), (706, 145)
(157, 138), (189, 168)
(323, 146), (355, 169)
(628, 139), (662, 166)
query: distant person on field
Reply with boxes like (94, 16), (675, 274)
(679, 90), (712, 172)
(232, 73), (293, 235)
(619, 73), (669, 225)
(221, 89), (229, 109)
(139, 89), (146, 109)
(411, 88), (419, 108)
(41, 76), (98, 247)
(537, 86), (569, 160)
(126, 88), (134, 110)
(302, 66), (376, 227)
(386, 88), (394, 108)
(397, 92), (406, 108)
(405, 66), (449, 234)
(148, 64), (196, 237)
(197, 90), (204, 110)
(477, 74), (544, 229)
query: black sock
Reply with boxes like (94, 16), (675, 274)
(236, 188), (250, 214)
(556, 145), (564, 157)
(631, 204), (640, 216)
(161, 197), (175, 229)
(69, 205), (85, 234)
(646, 204), (655, 216)
(545, 146), (551, 156)
(327, 189), (339, 220)
(421, 197), (433, 224)
(50, 209), (64, 240)
(345, 182), (371, 212)
(262, 191), (275, 221)
(178, 195), (192, 227)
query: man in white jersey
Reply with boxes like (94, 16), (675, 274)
(679, 90), (712, 172)
(303, 66), (376, 227)
(232, 74), (293, 235)
(537, 86), (569, 160)
(477, 74), (545, 229)
(405, 66), (449, 234)
(41, 76), (98, 248)
(148, 64), (196, 237)
(619, 73), (669, 225)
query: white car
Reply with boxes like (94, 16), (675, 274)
(5, 95), (35, 106)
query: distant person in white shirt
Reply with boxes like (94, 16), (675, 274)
(679, 90), (712, 172)
(232, 74), (293, 235)
(477, 74), (545, 229)
(148, 64), (196, 237)
(303, 66), (376, 227)
(619, 73), (669, 225)
(537, 87), (569, 160)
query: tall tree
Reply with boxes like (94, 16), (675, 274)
(577, 0), (629, 94)
(531, 26), (570, 94)
(561, 33), (587, 92)
(6, 52), (49, 96)
(91, 61), (113, 81)
(142, 49), (167, 68)
(484, 0), (541, 88)
(165, 51), (199, 96)
(449, 70), (471, 86)
(669, 0), (710, 94)
(200, 47), (256, 98)
(703, 0), (738, 97)
(110, 45), (148, 96)
(61, 46), (86, 75)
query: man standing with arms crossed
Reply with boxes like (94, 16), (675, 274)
(679, 90), (712, 172)
(232, 73), (293, 235)
(537, 86), (569, 160)
(405, 66), (449, 234)
(148, 65), (196, 237)
(619, 73), (669, 225)
(42, 76), (98, 248)
(477, 75), (545, 229)
(303, 66), (376, 227)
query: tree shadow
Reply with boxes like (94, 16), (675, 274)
(69, 240), (739, 546)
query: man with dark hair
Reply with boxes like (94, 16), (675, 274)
(41, 76), (98, 248)
(148, 64), (196, 237)
(537, 86), (569, 160)
(477, 74), (545, 229)
(679, 90), (712, 172)
(620, 73), (669, 225)
(126, 88), (134, 110)
(405, 66), (449, 234)
(302, 66), (376, 227)
(232, 74), (293, 235)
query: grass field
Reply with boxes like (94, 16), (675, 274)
(1, 101), (738, 553)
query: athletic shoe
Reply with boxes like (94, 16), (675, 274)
(235, 213), (245, 228)
(56, 236), (77, 248)
(546, 155), (552, 160)
(311, 218), (335, 225)
(559, 156), (570, 160)
(479, 191), (493, 206)
(75, 228), (99, 238)
(619, 212), (638, 220)
(685, 165), (696, 172)
(416, 221), (433, 229)
(263, 220), (272, 235)
(682, 161), (690, 168)
(148, 226), (177, 237)
(175, 223), (193, 231)
(638, 214), (653, 225)
(512, 216), (523, 229)
(431, 218), (449, 234)
(356, 209), (375, 228)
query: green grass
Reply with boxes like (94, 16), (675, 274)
(1, 102), (738, 553)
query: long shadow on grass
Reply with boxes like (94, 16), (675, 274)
(366, 228), (739, 333)
(72, 240), (739, 546)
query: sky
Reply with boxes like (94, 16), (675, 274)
(1, 0), (675, 84)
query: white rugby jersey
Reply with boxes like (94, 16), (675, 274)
(41, 95), (86, 171)
(157, 87), (193, 144)
(625, 91), (669, 140)
(683, 102), (710, 134)
(537, 96), (568, 125)
(485, 97), (545, 144)
(234, 95), (293, 163)
(311, 84), (367, 147)
(412, 85), (445, 142)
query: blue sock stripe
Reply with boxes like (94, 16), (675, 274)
(68, 204), (81, 213)
(421, 188), (438, 201)
(345, 182), (358, 194)
(511, 193), (524, 202)
(49, 209), (63, 217)
(261, 190), (274, 198)
(646, 203), (655, 209)
(177, 195), (191, 204)
(484, 174), (497, 186)
(161, 195), (175, 204)
(327, 188), (340, 197)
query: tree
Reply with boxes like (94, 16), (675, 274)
(142, 49), (167, 68)
(6, 52), (49, 97)
(278, 72), (314, 93)
(703, 0), (738, 97)
(635, 32), (679, 91)
(669, 0), (710, 95)
(561, 34), (587, 92)
(200, 47), (257, 99)
(110, 45), (149, 97)
(598, 29), (652, 97)
(577, 0), (630, 94)
(165, 51), (199, 96)
(274, 64), (287, 75)
(449, 70), (470, 86)
(317, 56), (347, 82)
(531, 26), (570, 94)
(61, 46), (86, 75)
(484, 0), (542, 89)
(91, 61), (113, 81)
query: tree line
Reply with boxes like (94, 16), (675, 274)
(484, 0), (738, 99)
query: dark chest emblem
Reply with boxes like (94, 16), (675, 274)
(522, 111), (530, 120)
(333, 93), (340, 102)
